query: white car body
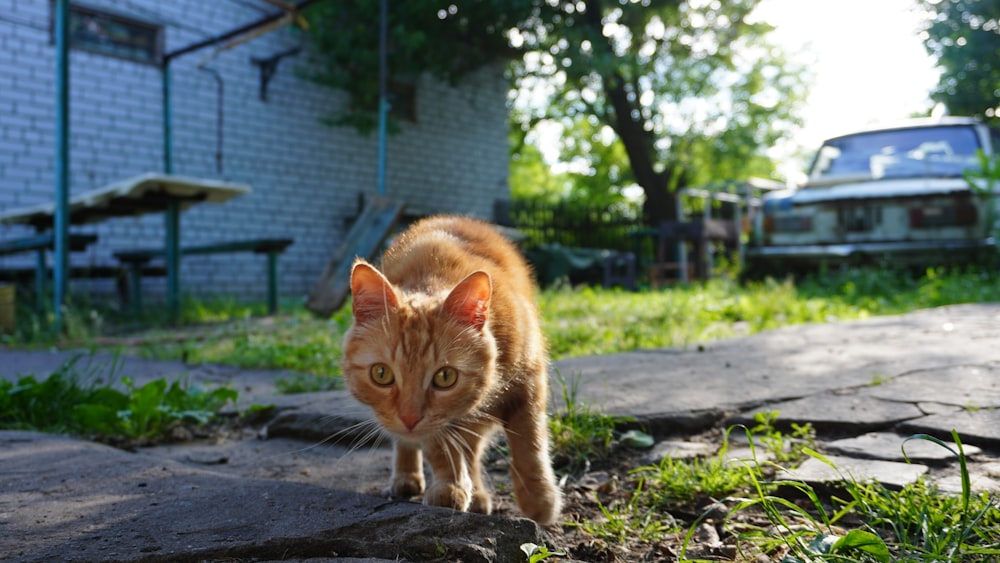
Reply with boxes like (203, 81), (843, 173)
(747, 117), (1000, 270)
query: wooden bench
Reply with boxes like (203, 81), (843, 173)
(0, 232), (99, 311)
(114, 238), (293, 314)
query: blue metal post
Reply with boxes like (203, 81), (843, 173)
(35, 249), (47, 313)
(162, 60), (180, 322)
(376, 0), (388, 196)
(53, 0), (70, 331)
(165, 202), (180, 320)
(163, 60), (173, 174)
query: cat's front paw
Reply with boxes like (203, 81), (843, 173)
(517, 479), (563, 526)
(424, 481), (471, 512)
(469, 490), (493, 515)
(387, 472), (425, 497)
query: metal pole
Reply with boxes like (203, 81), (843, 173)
(162, 60), (181, 322)
(376, 0), (388, 196)
(163, 60), (173, 174)
(53, 0), (70, 331)
(165, 201), (180, 322)
(163, 0), (322, 62)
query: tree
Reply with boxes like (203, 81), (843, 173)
(920, 0), (1000, 120)
(508, 124), (570, 202)
(304, 0), (805, 223)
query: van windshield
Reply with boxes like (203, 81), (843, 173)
(809, 125), (982, 180)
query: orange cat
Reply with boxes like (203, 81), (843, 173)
(342, 215), (562, 525)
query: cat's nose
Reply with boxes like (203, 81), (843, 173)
(400, 412), (423, 431)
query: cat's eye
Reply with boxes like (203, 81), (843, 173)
(369, 363), (395, 386)
(432, 367), (459, 389)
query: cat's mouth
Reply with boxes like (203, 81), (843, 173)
(392, 426), (431, 443)
(383, 418), (432, 440)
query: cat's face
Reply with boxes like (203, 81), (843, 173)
(342, 261), (499, 441)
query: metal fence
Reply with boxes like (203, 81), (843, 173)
(497, 198), (646, 253)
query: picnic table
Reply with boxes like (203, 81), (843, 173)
(0, 172), (251, 318)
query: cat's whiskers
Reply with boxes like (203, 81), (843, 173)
(435, 426), (478, 487)
(310, 411), (388, 450)
(339, 418), (389, 452)
(341, 424), (389, 462)
(276, 417), (385, 459)
(458, 409), (515, 443)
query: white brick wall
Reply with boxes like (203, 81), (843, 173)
(0, 0), (510, 304)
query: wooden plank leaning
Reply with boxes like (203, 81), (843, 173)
(305, 196), (405, 317)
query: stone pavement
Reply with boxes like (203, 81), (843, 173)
(2, 303), (999, 562)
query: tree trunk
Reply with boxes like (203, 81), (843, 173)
(601, 72), (681, 225)
(583, 0), (684, 226)
(642, 181), (678, 225)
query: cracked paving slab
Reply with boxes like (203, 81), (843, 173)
(0, 431), (543, 563)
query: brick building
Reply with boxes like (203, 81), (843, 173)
(0, 1), (510, 305)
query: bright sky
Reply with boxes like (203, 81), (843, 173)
(753, 0), (942, 178)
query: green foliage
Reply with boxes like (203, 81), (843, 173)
(853, 432), (1000, 562)
(508, 125), (571, 202)
(11, 266), (1000, 373)
(0, 356), (237, 443)
(303, 0), (532, 131)
(632, 419), (811, 513)
(920, 0), (1000, 120)
(519, 542), (565, 562)
(798, 265), (1000, 311)
(964, 148), (1000, 244)
(303, 0), (807, 222)
(3, 292), (110, 345)
(274, 373), (341, 394)
(562, 417), (1000, 562)
(547, 116), (642, 209)
(177, 296), (267, 323)
(509, 0), (807, 222)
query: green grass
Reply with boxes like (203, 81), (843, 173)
(565, 420), (1000, 562)
(8, 265), (1000, 369)
(725, 432), (1000, 562)
(540, 266), (1000, 359)
(548, 385), (1000, 563)
(138, 313), (350, 377)
(571, 481), (679, 545)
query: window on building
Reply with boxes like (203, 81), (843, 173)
(51, 3), (163, 66)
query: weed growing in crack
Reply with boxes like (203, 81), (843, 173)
(750, 410), (817, 466)
(570, 481), (679, 545)
(634, 430), (754, 509)
(548, 370), (633, 473)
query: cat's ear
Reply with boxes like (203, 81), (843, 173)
(350, 260), (399, 324)
(444, 271), (492, 331)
